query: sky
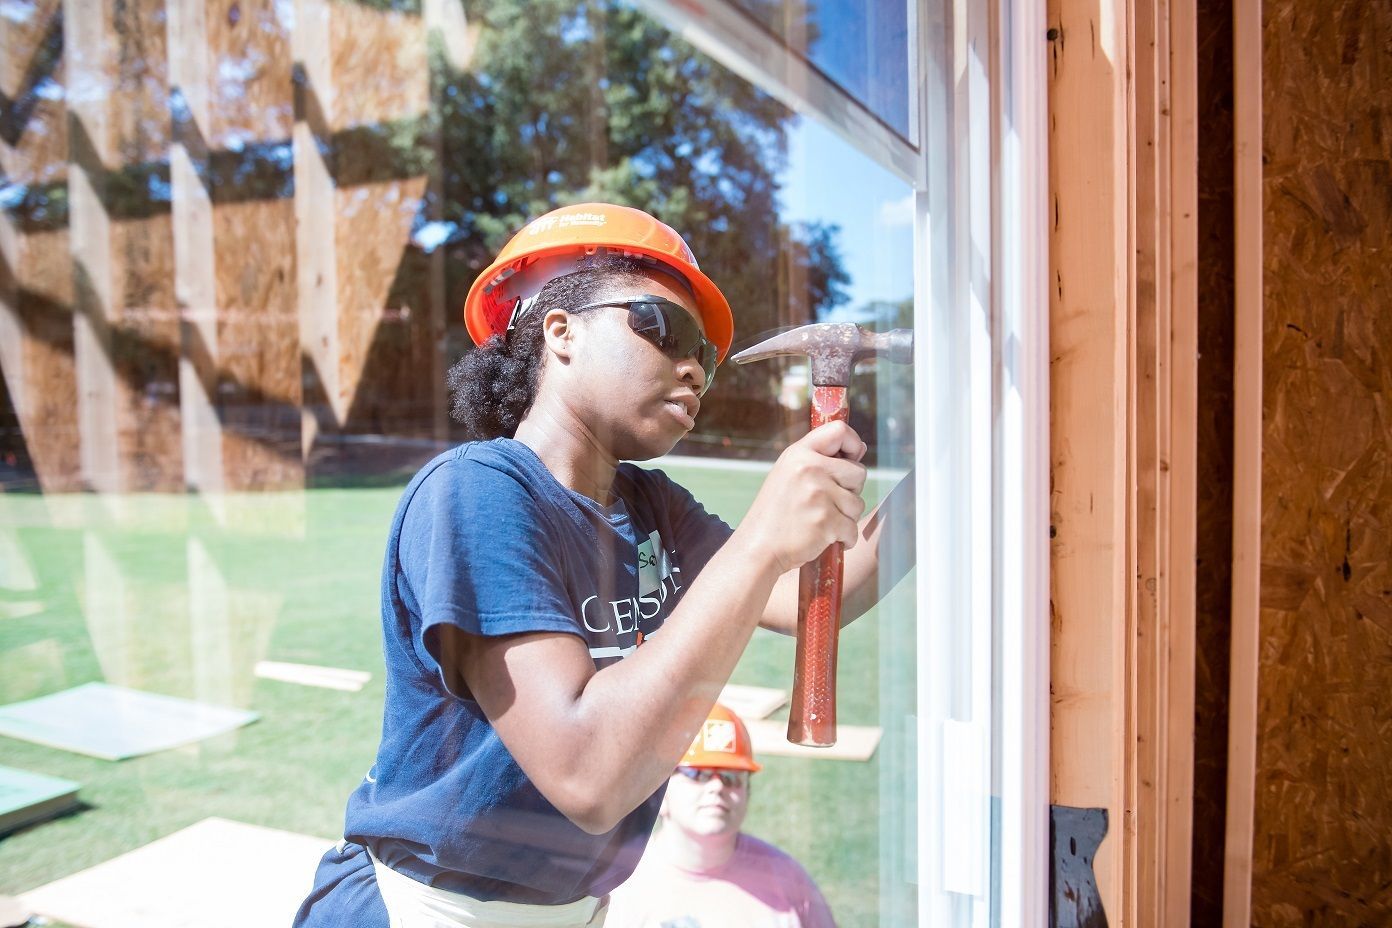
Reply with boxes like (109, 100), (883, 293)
(778, 114), (916, 319)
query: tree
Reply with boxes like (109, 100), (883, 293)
(428, 0), (850, 454)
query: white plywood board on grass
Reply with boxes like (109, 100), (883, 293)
(254, 661), (371, 692)
(0, 683), (258, 760)
(717, 684), (787, 721)
(744, 718), (882, 761)
(20, 817), (332, 928)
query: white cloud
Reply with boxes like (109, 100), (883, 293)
(878, 192), (916, 228)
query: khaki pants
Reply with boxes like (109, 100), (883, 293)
(368, 849), (608, 928)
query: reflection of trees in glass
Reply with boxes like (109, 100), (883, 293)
(426, 0), (850, 452)
(846, 296), (913, 461)
(1, 0), (867, 465)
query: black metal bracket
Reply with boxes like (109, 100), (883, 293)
(1050, 804), (1110, 928)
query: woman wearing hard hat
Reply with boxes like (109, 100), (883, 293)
(294, 203), (902, 928)
(607, 703), (837, 927)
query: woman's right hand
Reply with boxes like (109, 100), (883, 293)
(734, 421), (869, 576)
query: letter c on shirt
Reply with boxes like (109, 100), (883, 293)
(580, 595), (610, 633)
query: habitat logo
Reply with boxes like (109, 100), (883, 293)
(526, 212), (608, 235)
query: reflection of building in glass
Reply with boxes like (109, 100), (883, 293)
(0, 0), (913, 495)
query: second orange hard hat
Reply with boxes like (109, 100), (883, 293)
(680, 703), (762, 773)
(462, 202), (735, 363)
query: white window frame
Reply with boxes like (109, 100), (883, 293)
(636, 1), (1050, 925)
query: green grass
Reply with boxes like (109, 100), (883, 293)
(0, 464), (917, 926)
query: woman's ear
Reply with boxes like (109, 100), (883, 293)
(541, 308), (574, 360)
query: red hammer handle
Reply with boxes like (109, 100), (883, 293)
(787, 384), (849, 747)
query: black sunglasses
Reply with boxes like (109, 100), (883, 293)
(574, 295), (718, 396)
(674, 766), (749, 788)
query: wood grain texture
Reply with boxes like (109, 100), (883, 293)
(332, 177), (430, 430)
(0, 0), (69, 185)
(1047, 0), (1131, 919)
(110, 216), (183, 491)
(206, 0), (294, 144)
(109, 0), (171, 165)
(1222, 0), (1262, 918)
(0, 0), (77, 491)
(11, 231), (82, 491)
(1127, 3), (1201, 922)
(1165, 2), (1200, 919)
(1128, 0), (1176, 920)
(214, 199), (302, 491)
(1250, 2), (1392, 924)
(329, 2), (429, 130)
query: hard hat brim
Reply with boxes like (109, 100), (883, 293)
(682, 755), (763, 774)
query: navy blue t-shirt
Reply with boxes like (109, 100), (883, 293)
(295, 439), (733, 922)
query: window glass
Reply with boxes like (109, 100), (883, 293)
(727, 0), (914, 141)
(0, 0), (915, 923)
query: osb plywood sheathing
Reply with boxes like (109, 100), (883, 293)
(1047, 0), (1131, 920)
(1247, 1), (1392, 925)
(206, 0), (302, 492)
(64, 0), (184, 494)
(1, 0), (69, 181)
(1, 0), (81, 490)
(294, 0), (434, 448)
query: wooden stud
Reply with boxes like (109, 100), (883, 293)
(1129, 0), (1201, 922)
(1164, 0), (1200, 919)
(1047, 0), (1132, 918)
(1222, 0), (1262, 921)
(1051, 0), (1201, 919)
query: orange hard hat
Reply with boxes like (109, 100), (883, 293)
(680, 703), (762, 773)
(462, 202), (734, 363)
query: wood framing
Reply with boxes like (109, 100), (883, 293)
(1127, 0), (1199, 923)
(1164, 0), (1199, 918)
(1050, 0), (1199, 920)
(1222, 0), (1262, 921)
(1047, 0), (1131, 917)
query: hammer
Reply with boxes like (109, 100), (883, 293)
(732, 323), (913, 746)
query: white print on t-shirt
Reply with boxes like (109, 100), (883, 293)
(581, 530), (681, 646)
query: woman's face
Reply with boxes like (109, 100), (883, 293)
(556, 270), (711, 461)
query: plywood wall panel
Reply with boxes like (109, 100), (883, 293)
(1, 0), (68, 186)
(110, 0), (171, 165)
(13, 231), (82, 491)
(0, 0), (60, 89)
(329, 2), (429, 129)
(206, 0), (294, 143)
(101, 0), (181, 491)
(1251, 1), (1392, 924)
(110, 216), (183, 490)
(214, 199), (301, 490)
(333, 176), (432, 432)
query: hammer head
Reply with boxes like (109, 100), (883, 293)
(730, 322), (913, 386)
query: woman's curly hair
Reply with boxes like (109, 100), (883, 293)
(448, 255), (650, 440)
